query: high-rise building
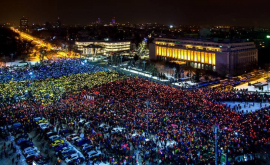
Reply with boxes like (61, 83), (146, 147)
(56, 17), (62, 28)
(112, 17), (116, 26)
(149, 38), (258, 75)
(20, 16), (28, 32)
(97, 18), (101, 24)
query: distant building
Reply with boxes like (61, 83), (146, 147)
(112, 17), (116, 26)
(149, 38), (258, 75)
(20, 16), (28, 32)
(97, 18), (101, 24)
(75, 40), (131, 55)
(56, 17), (61, 28)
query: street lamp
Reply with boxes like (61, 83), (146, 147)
(213, 125), (219, 165)
(173, 67), (176, 83)
(143, 61), (146, 71)
(146, 99), (149, 136)
(120, 55), (123, 66)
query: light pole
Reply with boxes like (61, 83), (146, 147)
(213, 125), (219, 165)
(143, 61), (146, 71)
(146, 99), (149, 136)
(120, 55), (123, 66)
(173, 67), (176, 84)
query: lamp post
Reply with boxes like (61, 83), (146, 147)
(213, 125), (219, 165)
(143, 61), (146, 71)
(120, 55), (123, 66)
(173, 67), (176, 84)
(146, 99), (149, 136)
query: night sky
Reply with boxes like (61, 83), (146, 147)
(0, 0), (270, 26)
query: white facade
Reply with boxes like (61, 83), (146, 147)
(75, 41), (131, 55)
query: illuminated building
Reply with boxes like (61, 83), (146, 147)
(20, 16), (28, 32)
(112, 17), (116, 26)
(75, 41), (131, 55)
(149, 38), (258, 74)
(56, 17), (61, 28)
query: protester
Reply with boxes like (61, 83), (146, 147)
(0, 59), (269, 164)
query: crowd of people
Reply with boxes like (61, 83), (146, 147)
(0, 59), (270, 164)
(0, 71), (125, 104)
(0, 58), (105, 83)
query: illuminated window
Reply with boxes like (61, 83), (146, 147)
(205, 52), (208, 64)
(194, 51), (197, 62)
(184, 50), (187, 60)
(197, 51), (201, 62)
(201, 52), (205, 63)
(191, 51), (194, 61)
(188, 50), (191, 61)
(181, 49), (184, 59)
(212, 53), (216, 65)
(177, 49), (180, 59)
(208, 53), (212, 64)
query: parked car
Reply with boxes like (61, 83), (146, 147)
(25, 150), (40, 159)
(36, 120), (48, 124)
(66, 134), (79, 141)
(81, 144), (94, 151)
(65, 153), (78, 164)
(75, 138), (91, 146)
(26, 155), (42, 164)
(23, 146), (39, 155)
(55, 146), (73, 156)
(84, 122), (92, 129)
(98, 124), (110, 132)
(69, 136), (81, 143)
(49, 135), (61, 142)
(85, 150), (101, 160)
(46, 132), (58, 138)
(68, 157), (85, 165)
(54, 143), (69, 152)
(111, 127), (126, 134)
(60, 150), (77, 159)
(33, 157), (50, 165)
(50, 140), (65, 147)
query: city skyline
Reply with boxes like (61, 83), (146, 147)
(0, 0), (270, 26)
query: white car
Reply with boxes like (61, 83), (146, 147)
(25, 150), (40, 158)
(98, 124), (110, 132)
(23, 147), (38, 155)
(38, 123), (49, 127)
(132, 132), (145, 137)
(86, 150), (101, 159)
(49, 135), (61, 141)
(70, 136), (81, 142)
(111, 127), (125, 134)
(79, 119), (86, 124)
(39, 123), (50, 130)
(84, 122), (92, 128)
(65, 153), (78, 163)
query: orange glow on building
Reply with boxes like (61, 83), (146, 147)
(155, 46), (216, 66)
